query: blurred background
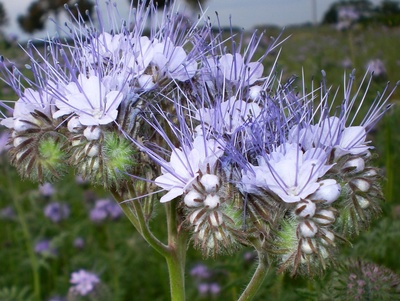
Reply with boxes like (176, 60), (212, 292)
(0, 0), (396, 41)
(0, 1), (400, 301)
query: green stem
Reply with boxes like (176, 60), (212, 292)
(238, 250), (269, 301)
(165, 249), (186, 301)
(6, 169), (41, 301)
(111, 189), (169, 257)
(165, 200), (187, 301)
(112, 188), (187, 300)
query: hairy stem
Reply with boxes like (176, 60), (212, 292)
(111, 188), (169, 257)
(238, 250), (270, 301)
(165, 200), (187, 301)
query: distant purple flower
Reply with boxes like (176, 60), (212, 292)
(39, 183), (56, 197)
(73, 237), (85, 250)
(0, 131), (10, 154)
(34, 239), (57, 256)
(70, 269), (100, 296)
(197, 283), (210, 296)
(209, 283), (221, 296)
(0, 206), (15, 220)
(89, 199), (123, 223)
(366, 59), (386, 78)
(197, 282), (221, 297)
(243, 251), (257, 263)
(190, 264), (211, 279)
(44, 202), (70, 223)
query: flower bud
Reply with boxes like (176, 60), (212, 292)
(355, 195), (370, 209)
(310, 179), (341, 204)
(203, 195), (220, 209)
(71, 131), (137, 188)
(342, 157), (365, 173)
(200, 174), (220, 193)
(10, 131), (68, 182)
(301, 238), (315, 254)
(84, 126), (102, 141)
(313, 209), (335, 225)
(299, 220), (318, 238)
(184, 190), (203, 207)
(295, 199), (316, 217)
(350, 178), (370, 192)
(68, 116), (83, 133)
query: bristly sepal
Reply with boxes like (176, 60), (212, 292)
(8, 112), (68, 183)
(68, 129), (138, 190)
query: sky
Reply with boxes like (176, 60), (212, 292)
(1, 0), (382, 41)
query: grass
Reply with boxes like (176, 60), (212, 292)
(0, 24), (400, 301)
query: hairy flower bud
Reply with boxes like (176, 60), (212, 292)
(334, 157), (383, 236)
(9, 128), (68, 182)
(184, 168), (244, 257)
(322, 260), (400, 301)
(69, 130), (137, 189)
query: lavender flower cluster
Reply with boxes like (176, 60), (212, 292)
(0, 1), (396, 276)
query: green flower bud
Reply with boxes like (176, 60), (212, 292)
(70, 129), (137, 189)
(274, 206), (339, 276)
(10, 130), (68, 182)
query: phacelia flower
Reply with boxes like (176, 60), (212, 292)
(53, 74), (125, 126)
(242, 143), (331, 204)
(89, 198), (123, 223)
(69, 269), (100, 296)
(154, 136), (224, 203)
(44, 202), (70, 223)
(0, 87), (54, 132)
(34, 239), (57, 257)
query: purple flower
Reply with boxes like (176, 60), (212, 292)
(242, 143), (332, 204)
(196, 282), (221, 297)
(69, 269), (100, 296)
(39, 183), (56, 197)
(89, 199), (122, 223)
(366, 59), (386, 77)
(0, 131), (10, 154)
(73, 237), (85, 250)
(52, 74), (125, 126)
(0, 206), (15, 220)
(197, 283), (210, 296)
(154, 136), (224, 203)
(190, 264), (211, 279)
(34, 239), (57, 256)
(44, 202), (70, 223)
(209, 283), (221, 296)
(0, 88), (54, 132)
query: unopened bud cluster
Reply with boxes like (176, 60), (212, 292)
(183, 165), (243, 256)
